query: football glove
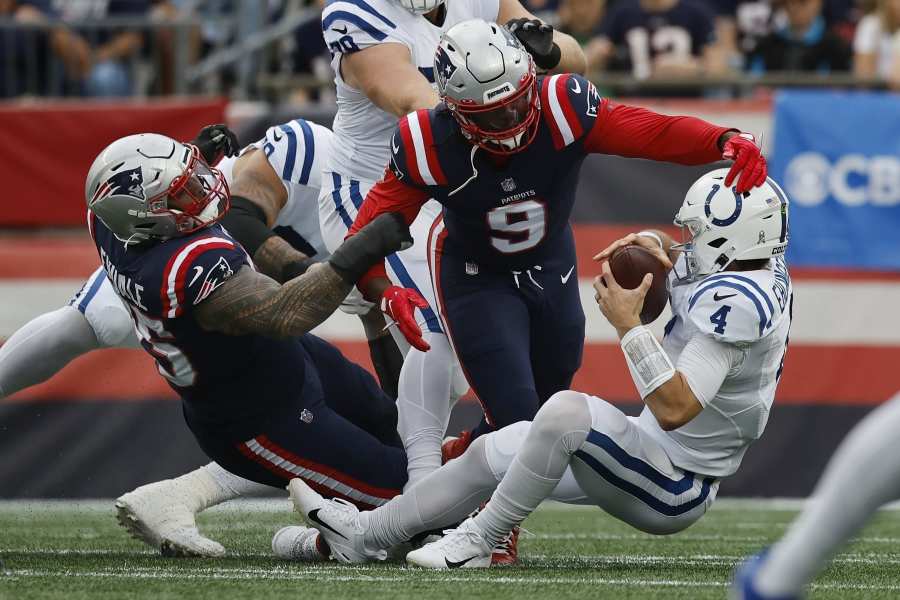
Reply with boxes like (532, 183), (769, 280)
(192, 124), (239, 166)
(505, 18), (561, 71)
(381, 285), (431, 352)
(722, 133), (767, 194)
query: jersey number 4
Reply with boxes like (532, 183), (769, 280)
(709, 305), (732, 334)
(487, 199), (547, 254)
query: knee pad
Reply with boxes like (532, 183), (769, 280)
(86, 303), (136, 348)
(531, 390), (593, 447)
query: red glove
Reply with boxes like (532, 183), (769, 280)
(381, 285), (431, 352)
(723, 133), (767, 193)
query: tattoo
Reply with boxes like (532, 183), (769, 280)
(194, 263), (352, 338)
(252, 236), (309, 283)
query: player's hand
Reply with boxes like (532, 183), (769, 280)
(594, 261), (652, 338)
(722, 132), (767, 193)
(593, 233), (672, 269)
(381, 285), (431, 352)
(505, 18), (561, 71)
(192, 124), (239, 166)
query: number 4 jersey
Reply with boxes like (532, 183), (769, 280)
(349, 73), (733, 279)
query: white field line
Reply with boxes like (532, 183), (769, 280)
(5, 567), (900, 592)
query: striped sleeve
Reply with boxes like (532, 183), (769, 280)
(260, 119), (319, 187)
(389, 110), (448, 188)
(321, 0), (408, 54)
(540, 73), (602, 151)
(687, 274), (777, 343)
(160, 236), (247, 319)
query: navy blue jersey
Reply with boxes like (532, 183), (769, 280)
(89, 212), (315, 438)
(598, 0), (716, 75)
(386, 74), (602, 271)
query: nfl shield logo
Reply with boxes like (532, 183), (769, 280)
(501, 178), (516, 192)
(300, 409), (314, 424)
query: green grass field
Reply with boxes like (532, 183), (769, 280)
(2, 499), (900, 599)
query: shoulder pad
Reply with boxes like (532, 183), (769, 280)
(687, 274), (778, 343)
(539, 73), (602, 150)
(321, 0), (406, 53)
(260, 119), (319, 186)
(160, 233), (247, 319)
(390, 110), (447, 188)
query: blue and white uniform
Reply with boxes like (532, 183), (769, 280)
(552, 256), (792, 531)
(317, 0), (500, 334)
(69, 118), (337, 348)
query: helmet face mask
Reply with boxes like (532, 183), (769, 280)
(86, 134), (230, 245)
(670, 168), (790, 286)
(436, 19), (540, 155)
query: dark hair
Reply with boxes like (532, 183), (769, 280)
(728, 258), (770, 272)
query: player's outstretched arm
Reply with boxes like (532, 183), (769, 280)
(195, 213), (412, 338)
(500, 0), (587, 75)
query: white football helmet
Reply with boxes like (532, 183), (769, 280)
(85, 133), (229, 245)
(395, 0), (443, 15)
(671, 168), (789, 285)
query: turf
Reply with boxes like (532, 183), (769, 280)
(2, 499), (900, 600)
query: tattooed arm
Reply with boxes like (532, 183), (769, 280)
(195, 213), (413, 338)
(224, 148), (314, 283)
(194, 263), (350, 338)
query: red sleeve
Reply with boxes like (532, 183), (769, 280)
(346, 168), (430, 295)
(583, 100), (735, 165)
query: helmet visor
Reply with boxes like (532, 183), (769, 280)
(465, 89), (533, 133)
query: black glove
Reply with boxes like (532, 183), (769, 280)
(192, 124), (239, 166)
(328, 213), (413, 284)
(505, 18), (561, 72)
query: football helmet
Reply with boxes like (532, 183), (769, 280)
(672, 168), (789, 285)
(395, 0), (443, 14)
(435, 19), (539, 155)
(85, 133), (229, 245)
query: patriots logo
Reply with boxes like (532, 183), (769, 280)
(93, 166), (145, 204)
(435, 46), (457, 90)
(193, 256), (234, 305)
(586, 82), (601, 118)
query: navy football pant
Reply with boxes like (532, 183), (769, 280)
(191, 335), (407, 510)
(431, 241), (585, 440)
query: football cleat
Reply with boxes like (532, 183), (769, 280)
(731, 550), (800, 600)
(287, 478), (386, 563)
(272, 525), (329, 562)
(115, 480), (225, 557)
(405, 518), (493, 569)
(441, 430), (473, 463)
(491, 525), (519, 565)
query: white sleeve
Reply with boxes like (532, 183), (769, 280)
(854, 15), (880, 54)
(322, 0), (412, 53)
(676, 333), (743, 407)
(476, 0), (501, 22)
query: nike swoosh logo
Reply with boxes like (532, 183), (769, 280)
(188, 266), (204, 286)
(445, 555), (480, 569)
(332, 25), (348, 34)
(307, 509), (348, 540)
(571, 78), (581, 94)
(560, 265), (575, 285)
(272, 129), (283, 142)
(714, 292), (737, 301)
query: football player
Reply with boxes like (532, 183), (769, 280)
(345, 20), (767, 478)
(84, 132), (411, 562)
(733, 390), (900, 598)
(318, 0), (587, 514)
(285, 168), (793, 567)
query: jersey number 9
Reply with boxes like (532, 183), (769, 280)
(487, 199), (547, 254)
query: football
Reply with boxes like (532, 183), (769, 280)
(609, 244), (670, 324)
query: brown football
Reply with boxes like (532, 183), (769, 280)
(608, 245), (670, 324)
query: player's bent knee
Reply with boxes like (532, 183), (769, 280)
(532, 390), (592, 442)
(89, 304), (137, 348)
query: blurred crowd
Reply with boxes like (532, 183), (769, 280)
(1, 0), (899, 99)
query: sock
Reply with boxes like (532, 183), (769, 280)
(364, 433), (501, 549)
(756, 393), (900, 596)
(200, 462), (277, 503)
(397, 333), (457, 490)
(0, 306), (100, 398)
(472, 391), (590, 546)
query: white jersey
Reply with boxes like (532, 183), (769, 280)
(639, 255), (793, 478)
(321, 0), (499, 182)
(218, 118), (333, 260)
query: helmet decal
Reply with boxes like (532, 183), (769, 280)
(704, 184), (743, 227)
(435, 45), (457, 90)
(93, 166), (145, 205)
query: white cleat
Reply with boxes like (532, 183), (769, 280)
(405, 519), (493, 569)
(115, 480), (225, 558)
(287, 478), (386, 564)
(272, 525), (328, 561)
